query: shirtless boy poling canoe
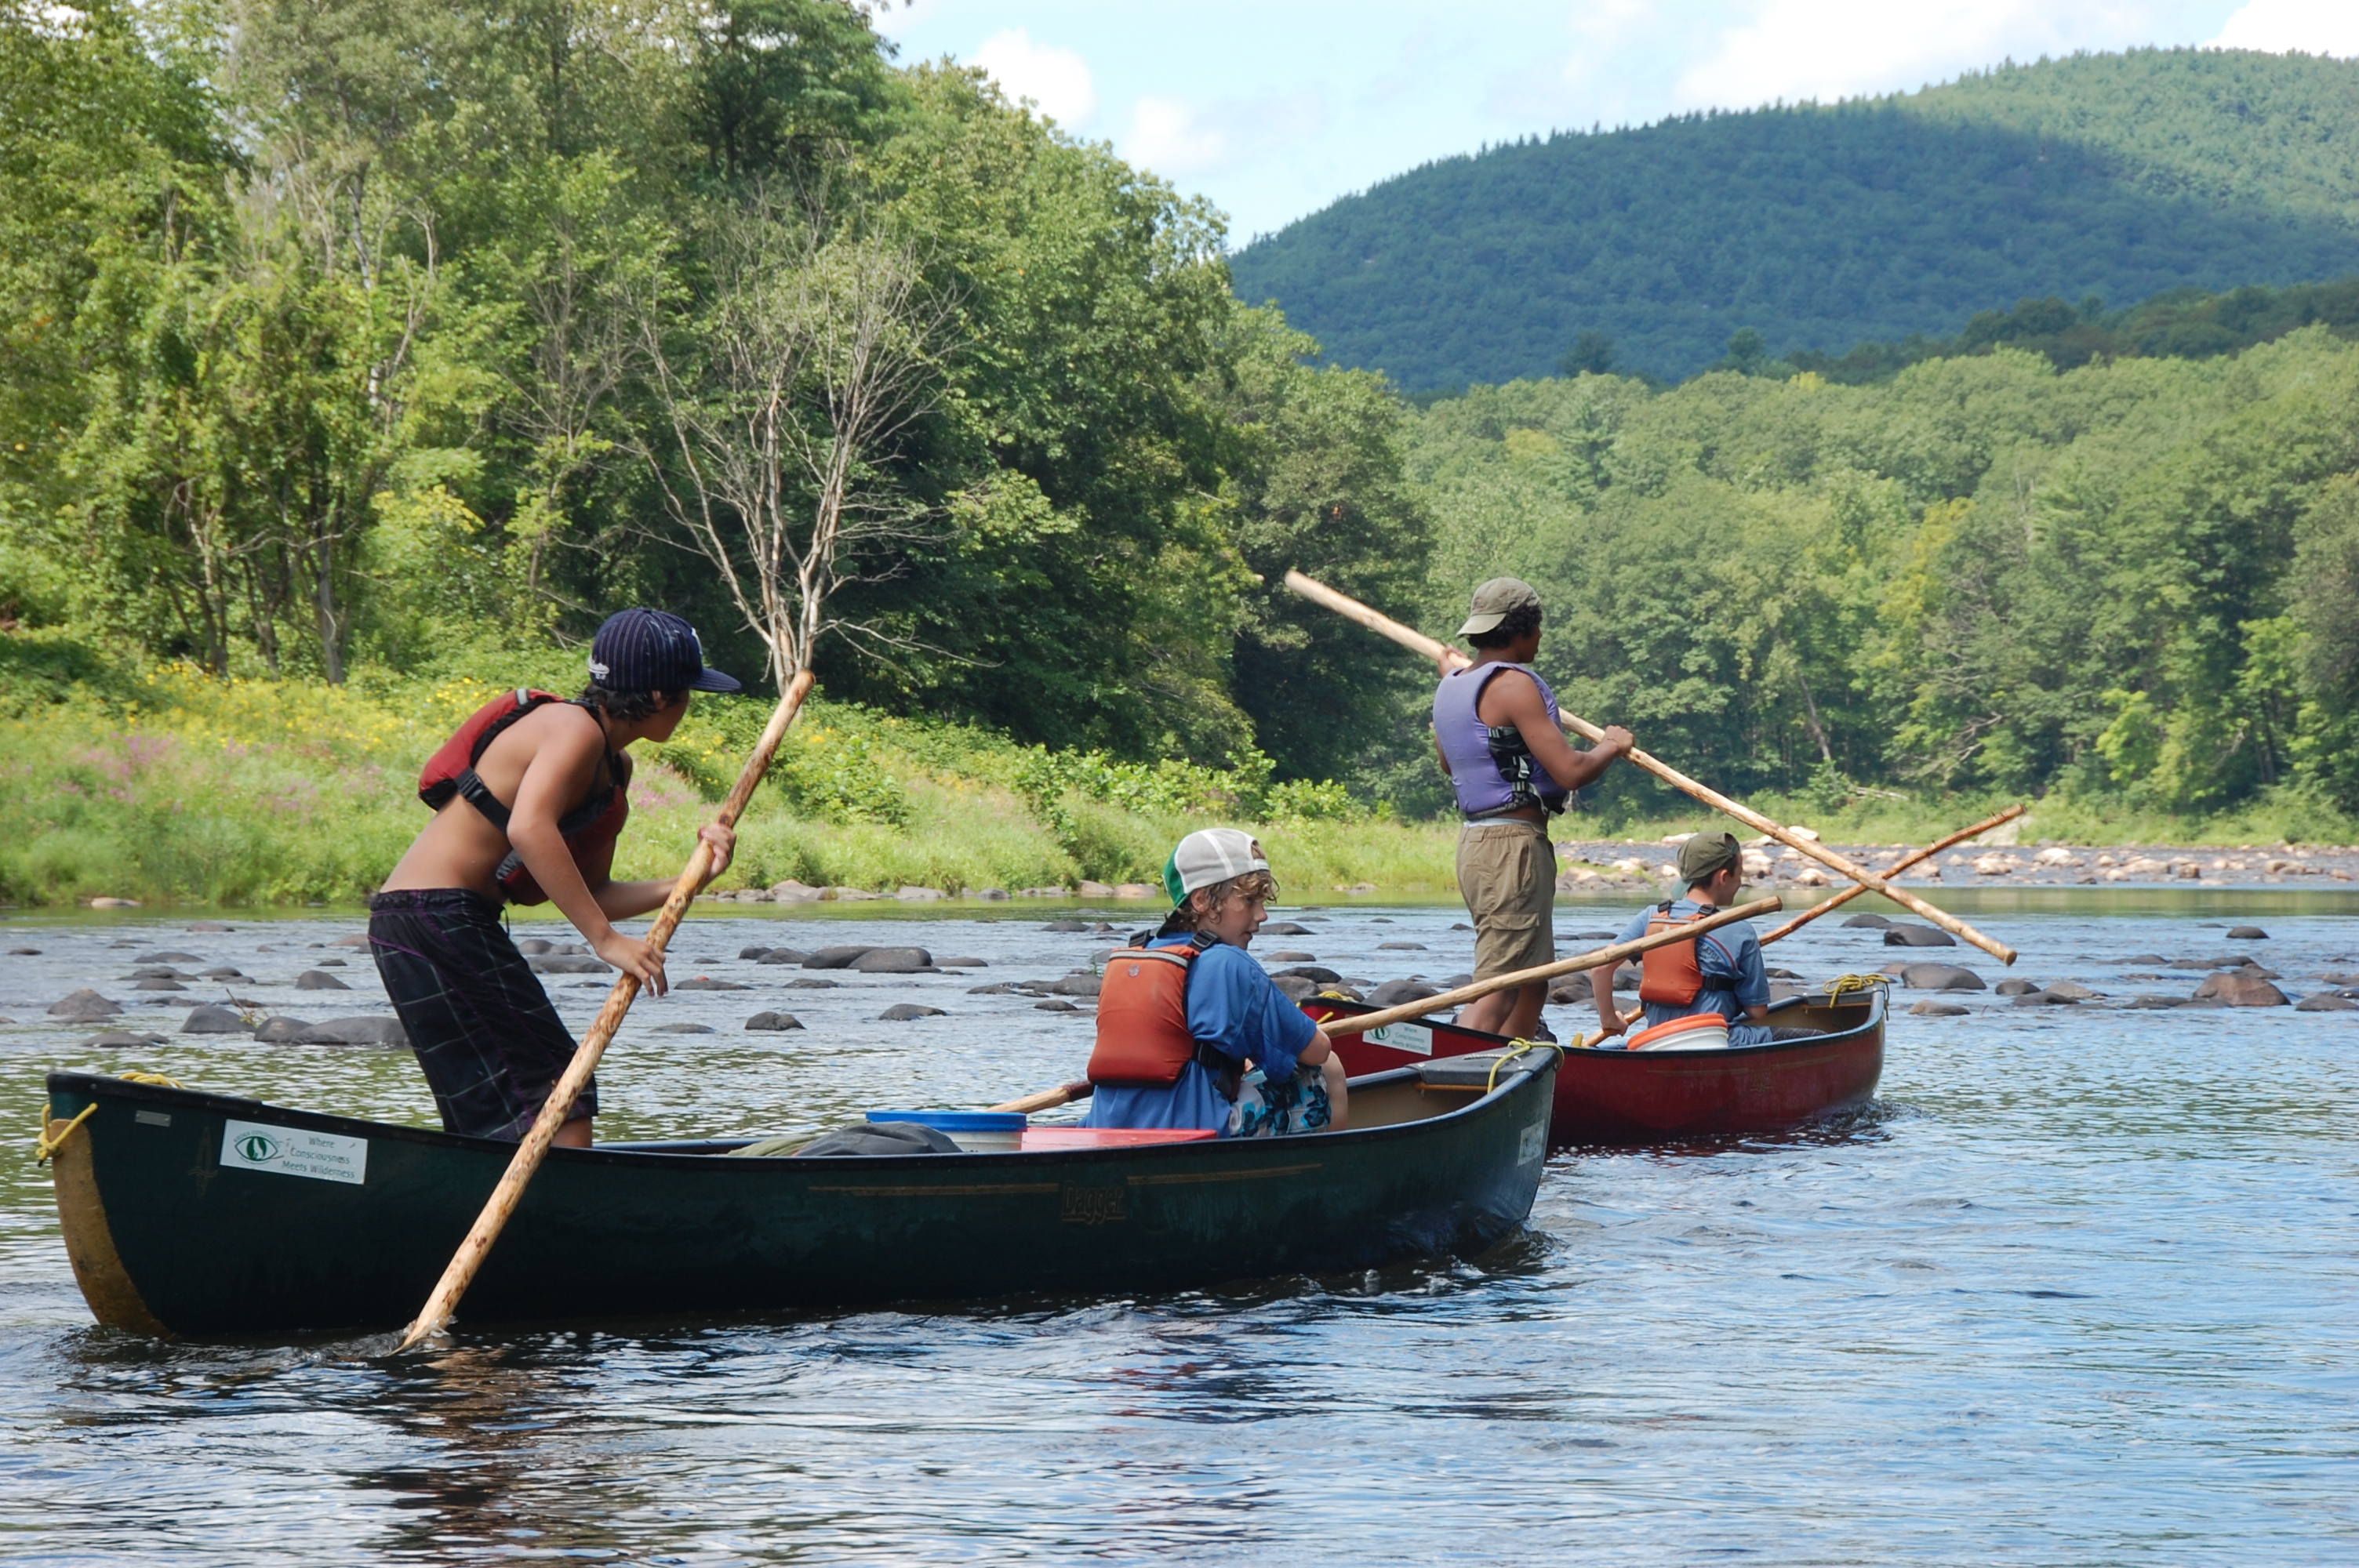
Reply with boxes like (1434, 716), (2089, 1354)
(370, 608), (743, 1148)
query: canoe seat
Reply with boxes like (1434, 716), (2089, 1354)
(1019, 1127), (1216, 1149)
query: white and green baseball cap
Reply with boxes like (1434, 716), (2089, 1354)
(1162, 828), (1270, 906)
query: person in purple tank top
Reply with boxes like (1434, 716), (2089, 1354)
(1431, 579), (1633, 1040)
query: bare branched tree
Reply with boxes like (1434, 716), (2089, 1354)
(634, 188), (948, 689)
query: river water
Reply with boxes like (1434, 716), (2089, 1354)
(2, 895), (2353, 1564)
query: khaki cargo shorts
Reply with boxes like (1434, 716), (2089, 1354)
(1456, 819), (1554, 980)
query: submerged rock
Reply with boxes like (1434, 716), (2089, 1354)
(252, 1017), (314, 1043)
(1994, 978), (2040, 996)
(744, 1011), (804, 1030)
(849, 946), (933, 973)
(528, 955), (608, 974)
(674, 978), (749, 991)
(2194, 971), (2289, 1007)
(1034, 999), (1079, 1012)
(48, 990), (121, 1018)
(1274, 964), (1342, 984)
(82, 1031), (169, 1047)
(878, 1003), (945, 1021)
(2294, 992), (2359, 1011)
(803, 946), (873, 969)
(181, 1006), (252, 1034)
(1909, 1000), (1968, 1017)
(1900, 964), (1985, 991)
(650, 1022), (716, 1034)
(302, 1016), (409, 1046)
(1263, 950), (1318, 962)
(754, 949), (810, 965)
(295, 970), (351, 989)
(1883, 924), (1957, 948)
(1370, 978), (1444, 1007)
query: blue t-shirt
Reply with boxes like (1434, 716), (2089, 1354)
(1613, 898), (1777, 1047)
(1086, 936), (1319, 1134)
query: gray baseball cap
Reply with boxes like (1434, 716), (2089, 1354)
(1458, 577), (1543, 637)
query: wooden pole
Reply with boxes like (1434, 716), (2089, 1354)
(395, 669), (819, 1351)
(1757, 802), (2026, 945)
(990, 1080), (1094, 1115)
(1316, 894), (1781, 1036)
(1281, 570), (2017, 965)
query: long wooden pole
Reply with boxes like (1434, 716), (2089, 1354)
(1757, 802), (2026, 945)
(1314, 894), (1780, 1036)
(396, 669), (818, 1351)
(987, 895), (1786, 1115)
(1281, 570), (2016, 965)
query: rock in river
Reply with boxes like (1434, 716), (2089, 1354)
(1883, 924), (1957, 947)
(1909, 1000), (1969, 1017)
(48, 990), (121, 1018)
(849, 946), (934, 974)
(744, 1011), (804, 1031)
(2194, 971), (2289, 1007)
(181, 1006), (253, 1034)
(2225, 926), (2269, 940)
(802, 946), (874, 970)
(878, 1003), (945, 1021)
(2294, 992), (2359, 1011)
(1901, 964), (1986, 991)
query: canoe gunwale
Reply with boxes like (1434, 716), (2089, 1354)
(43, 1059), (1543, 1174)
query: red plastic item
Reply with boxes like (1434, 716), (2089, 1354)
(1018, 1127), (1216, 1150)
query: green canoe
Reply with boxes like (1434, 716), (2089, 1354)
(42, 1051), (1558, 1339)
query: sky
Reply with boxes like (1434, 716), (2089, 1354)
(864, 0), (2359, 244)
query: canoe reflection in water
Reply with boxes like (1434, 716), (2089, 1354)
(42, 1049), (1557, 1339)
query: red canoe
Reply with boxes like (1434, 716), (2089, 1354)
(1307, 987), (1887, 1145)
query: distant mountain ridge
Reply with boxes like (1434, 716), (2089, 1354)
(1227, 49), (2359, 389)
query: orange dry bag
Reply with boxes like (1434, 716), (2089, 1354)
(1087, 935), (1214, 1087)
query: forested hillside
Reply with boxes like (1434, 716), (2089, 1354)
(0, 0), (1430, 789)
(1401, 333), (2359, 827)
(1229, 49), (2359, 390)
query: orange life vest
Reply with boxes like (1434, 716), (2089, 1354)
(1087, 935), (1216, 1088)
(1637, 901), (1739, 1007)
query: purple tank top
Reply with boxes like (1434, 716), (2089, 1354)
(1432, 662), (1571, 817)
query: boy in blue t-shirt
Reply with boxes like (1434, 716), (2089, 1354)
(1086, 829), (1350, 1136)
(1593, 830), (1817, 1048)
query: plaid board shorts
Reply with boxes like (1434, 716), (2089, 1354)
(1228, 1062), (1334, 1138)
(367, 888), (594, 1140)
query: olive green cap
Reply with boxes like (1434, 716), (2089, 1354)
(1457, 577), (1543, 637)
(1677, 830), (1743, 882)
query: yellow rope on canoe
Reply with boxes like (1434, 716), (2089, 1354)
(1487, 1040), (1559, 1097)
(34, 1104), (96, 1165)
(34, 1073), (185, 1164)
(1823, 974), (1892, 1002)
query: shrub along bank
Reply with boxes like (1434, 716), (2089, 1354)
(0, 641), (1456, 908)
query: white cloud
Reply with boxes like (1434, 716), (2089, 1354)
(2210, 0), (2359, 56)
(1126, 96), (1230, 175)
(970, 28), (1097, 126)
(1670, 0), (2142, 111)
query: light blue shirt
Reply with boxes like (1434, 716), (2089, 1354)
(1086, 937), (1318, 1134)
(1613, 898), (1777, 1047)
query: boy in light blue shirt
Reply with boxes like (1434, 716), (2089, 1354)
(1594, 830), (1814, 1048)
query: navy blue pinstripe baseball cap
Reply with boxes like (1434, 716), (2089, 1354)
(587, 608), (742, 693)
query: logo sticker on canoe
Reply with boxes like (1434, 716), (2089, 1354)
(1518, 1121), (1547, 1165)
(220, 1119), (368, 1185)
(1365, 1022), (1434, 1056)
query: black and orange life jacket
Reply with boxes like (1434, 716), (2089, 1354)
(1086, 934), (1239, 1091)
(1637, 901), (1739, 1008)
(417, 689), (631, 906)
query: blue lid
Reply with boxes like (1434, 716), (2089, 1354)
(866, 1109), (1028, 1131)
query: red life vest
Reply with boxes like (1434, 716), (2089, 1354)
(1637, 901), (1738, 1007)
(416, 689), (631, 906)
(1087, 935), (1216, 1088)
